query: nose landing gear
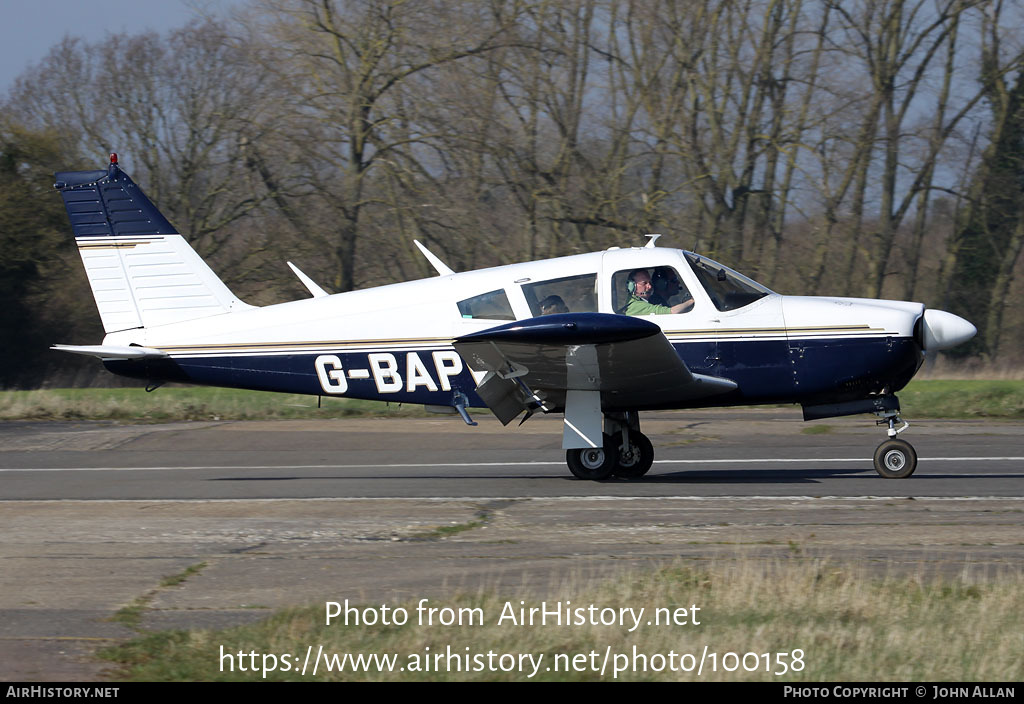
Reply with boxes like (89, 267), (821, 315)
(873, 411), (917, 478)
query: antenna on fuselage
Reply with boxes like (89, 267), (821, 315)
(644, 233), (662, 248)
(287, 261), (329, 298)
(413, 239), (455, 276)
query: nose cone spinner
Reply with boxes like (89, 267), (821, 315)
(921, 309), (977, 351)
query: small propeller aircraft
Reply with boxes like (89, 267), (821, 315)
(52, 155), (977, 480)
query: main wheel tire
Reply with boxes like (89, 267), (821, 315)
(612, 430), (655, 478)
(873, 438), (918, 478)
(566, 434), (617, 480)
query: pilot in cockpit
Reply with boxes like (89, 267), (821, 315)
(620, 269), (693, 315)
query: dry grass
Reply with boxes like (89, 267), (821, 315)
(3, 379), (1023, 421)
(0, 387), (426, 421)
(101, 559), (1024, 682)
(917, 358), (1024, 380)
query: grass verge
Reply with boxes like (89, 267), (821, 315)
(0, 386), (428, 422)
(897, 380), (1024, 419)
(2, 380), (1022, 422)
(98, 559), (1023, 681)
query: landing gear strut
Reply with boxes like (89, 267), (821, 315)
(564, 412), (654, 480)
(872, 409), (917, 478)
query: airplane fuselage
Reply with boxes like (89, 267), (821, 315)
(54, 157), (977, 479)
(101, 246), (924, 413)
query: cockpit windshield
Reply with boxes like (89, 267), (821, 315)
(683, 252), (772, 312)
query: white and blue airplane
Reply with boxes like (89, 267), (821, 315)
(52, 155), (977, 480)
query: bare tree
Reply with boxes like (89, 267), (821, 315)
(245, 0), (527, 291)
(8, 22), (272, 256)
(941, 0), (1024, 357)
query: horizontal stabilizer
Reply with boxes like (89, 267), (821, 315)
(51, 344), (168, 360)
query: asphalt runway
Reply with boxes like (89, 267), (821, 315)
(2, 410), (1022, 680)
(3, 411), (1023, 498)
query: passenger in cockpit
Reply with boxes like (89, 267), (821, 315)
(650, 267), (694, 313)
(539, 295), (569, 315)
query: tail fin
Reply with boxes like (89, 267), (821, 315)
(54, 154), (249, 333)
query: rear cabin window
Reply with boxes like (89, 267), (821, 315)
(457, 289), (515, 320)
(522, 273), (598, 316)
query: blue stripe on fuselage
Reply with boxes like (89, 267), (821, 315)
(104, 335), (922, 410)
(783, 335), (921, 402)
(105, 348), (484, 406)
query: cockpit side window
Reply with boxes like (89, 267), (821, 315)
(457, 289), (516, 320)
(612, 266), (693, 316)
(522, 273), (597, 316)
(684, 252), (771, 311)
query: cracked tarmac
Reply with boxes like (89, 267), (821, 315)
(2, 413), (1022, 680)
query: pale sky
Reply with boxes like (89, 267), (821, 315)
(0, 1), (223, 94)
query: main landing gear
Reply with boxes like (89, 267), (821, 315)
(565, 412), (654, 481)
(564, 405), (921, 480)
(872, 410), (917, 478)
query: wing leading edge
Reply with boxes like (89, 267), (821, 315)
(453, 313), (737, 428)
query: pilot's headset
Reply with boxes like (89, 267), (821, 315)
(627, 269), (646, 296)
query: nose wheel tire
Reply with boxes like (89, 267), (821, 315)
(612, 430), (655, 478)
(566, 434), (617, 480)
(873, 438), (918, 478)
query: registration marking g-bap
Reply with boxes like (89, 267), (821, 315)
(315, 351), (464, 395)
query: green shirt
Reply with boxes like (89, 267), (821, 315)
(622, 296), (672, 316)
